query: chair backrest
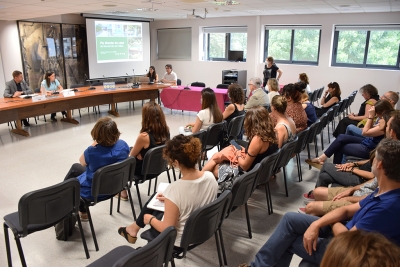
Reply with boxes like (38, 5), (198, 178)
(274, 136), (298, 171)
(315, 113), (329, 135)
(338, 98), (349, 114)
(141, 145), (168, 180)
(191, 130), (207, 146)
(70, 83), (84, 88)
(327, 104), (339, 123)
(228, 164), (260, 215)
(310, 90), (318, 104)
(334, 100), (344, 117)
(306, 120), (320, 144)
(316, 86), (324, 99)
(177, 79), (182, 85)
(227, 115), (245, 140)
(179, 191), (232, 253)
(114, 226), (177, 267)
(91, 157), (136, 204)
(18, 179), (80, 237)
(255, 149), (281, 185)
(91, 82), (103, 86)
(216, 84), (229, 89)
(293, 127), (310, 154)
(203, 121), (226, 148)
(191, 82), (206, 87)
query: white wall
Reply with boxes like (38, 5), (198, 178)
(150, 12), (400, 108)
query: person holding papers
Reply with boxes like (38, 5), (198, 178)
(3, 70), (33, 126)
(118, 135), (218, 246)
(161, 64), (177, 85)
(40, 71), (66, 122)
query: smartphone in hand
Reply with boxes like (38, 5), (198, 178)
(230, 140), (241, 150)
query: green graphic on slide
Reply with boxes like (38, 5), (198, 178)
(97, 37), (128, 61)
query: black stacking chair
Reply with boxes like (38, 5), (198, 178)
(133, 145), (172, 209)
(316, 86), (324, 102)
(191, 82), (206, 87)
(140, 191), (232, 267)
(216, 84), (229, 89)
(254, 149), (281, 214)
(273, 137), (298, 197)
(226, 164), (260, 238)
(201, 121), (226, 167)
(306, 120), (321, 169)
(4, 179), (89, 267)
(177, 79), (181, 85)
(315, 113), (329, 151)
(293, 127), (310, 182)
(226, 114), (245, 142)
(309, 90), (318, 105)
(87, 226), (177, 267)
(326, 104), (339, 143)
(81, 157), (136, 251)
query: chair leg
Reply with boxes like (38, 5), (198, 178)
(218, 229), (228, 266)
(214, 232), (223, 267)
(15, 235), (27, 267)
(135, 184), (143, 210)
(244, 203), (252, 239)
(110, 195), (115, 215)
(126, 188), (137, 220)
(321, 131), (324, 151)
(307, 144), (312, 170)
(85, 206), (99, 251)
(4, 223), (13, 267)
(116, 191), (121, 213)
(166, 169), (172, 183)
(170, 258), (176, 267)
(327, 124), (331, 143)
(148, 179), (152, 196)
(153, 177), (158, 194)
(296, 154), (302, 182)
(264, 183), (273, 215)
(283, 167), (289, 197)
(76, 214), (90, 259)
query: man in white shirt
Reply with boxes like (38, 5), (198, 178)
(161, 64), (177, 85)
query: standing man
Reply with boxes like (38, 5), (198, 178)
(3, 70), (33, 126)
(161, 64), (177, 85)
(245, 77), (269, 111)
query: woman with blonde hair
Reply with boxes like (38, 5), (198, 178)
(267, 78), (280, 103)
(203, 106), (278, 177)
(301, 92), (317, 126)
(270, 95), (296, 148)
(299, 73), (311, 93)
(118, 135), (218, 246)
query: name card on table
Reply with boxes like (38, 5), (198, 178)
(62, 90), (75, 97)
(32, 95), (47, 102)
(104, 82), (116, 91)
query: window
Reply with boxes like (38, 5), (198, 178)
(264, 26), (321, 65)
(332, 25), (400, 69)
(203, 27), (247, 61)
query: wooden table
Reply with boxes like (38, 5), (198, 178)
(0, 83), (167, 137)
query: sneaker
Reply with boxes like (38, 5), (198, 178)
(302, 191), (315, 205)
(298, 207), (306, 214)
(79, 212), (88, 222)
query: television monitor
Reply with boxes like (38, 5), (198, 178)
(228, 50), (244, 62)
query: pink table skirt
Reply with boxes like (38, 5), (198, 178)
(160, 86), (228, 112)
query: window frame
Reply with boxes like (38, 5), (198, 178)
(264, 26), (322, 66)
(331, 25), (400, 70)
(203, 26), (247, 62)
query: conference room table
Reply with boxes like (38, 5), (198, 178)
(0, 83), (168, 137)
(160, 86), (229, 112)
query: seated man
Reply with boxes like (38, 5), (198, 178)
(244, 77), (269, 110)
(242, 138), (400, 267)
(161, 64), (177, 85)
(3, 70), (33, 126)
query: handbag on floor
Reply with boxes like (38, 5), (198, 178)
(55, 215), (77, 241)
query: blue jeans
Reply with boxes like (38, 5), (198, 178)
(345, 125), (364, 139)
(324, 134), (371, 164)
(251, 212), (332, 267)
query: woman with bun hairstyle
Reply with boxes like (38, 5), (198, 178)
(118, 135), (218, 246)
(271, 82), (308, 133)
(270, 95), (296, 148)
(314, 82), (341, 117)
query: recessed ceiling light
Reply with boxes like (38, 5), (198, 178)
(103, 4), (117, 7)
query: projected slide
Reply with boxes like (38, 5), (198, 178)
(95, 21), (143, 63)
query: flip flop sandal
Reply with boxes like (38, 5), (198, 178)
(118, 227), (137, 244)
(305, 159), (323, 170)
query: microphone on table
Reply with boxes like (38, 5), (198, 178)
(85, 74), (96, 90)
(184, 84), (190, 90)
(132, 68), (139, 88)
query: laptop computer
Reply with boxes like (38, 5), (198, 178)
(138, 76), (150, 83)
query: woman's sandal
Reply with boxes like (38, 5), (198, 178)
(118, 227), (137, 244)
(305, 158), (324, 170)
(114, 194), (128, 201)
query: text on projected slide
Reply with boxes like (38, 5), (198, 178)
(95, 21), (143, 63)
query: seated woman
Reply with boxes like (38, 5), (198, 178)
(40, 71), (66, 122)
(306, 99), (393, 166)
(64, 117), (130, 220)
(333, 84), (379, 138)
(146, 66), (158, 82)
(266, 78), (280, 103)
(314, 82), (341, 117)
(119, 102), (170, 200)
(301, 92), (317, 126)
(270, 95), (296, 148)
(299, 73), (311, 93)
(118, 135), (218, 246)
(271, 82), (308, 133)
(223, 83), (245, 126)
(179, 87), (223, 134)
(203, 106), (278, 177)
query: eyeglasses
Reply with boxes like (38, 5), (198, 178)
(248, 83), (254, 86)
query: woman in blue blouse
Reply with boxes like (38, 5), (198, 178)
(40, 71), (66, 121)
(64, 117), (130, 220)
